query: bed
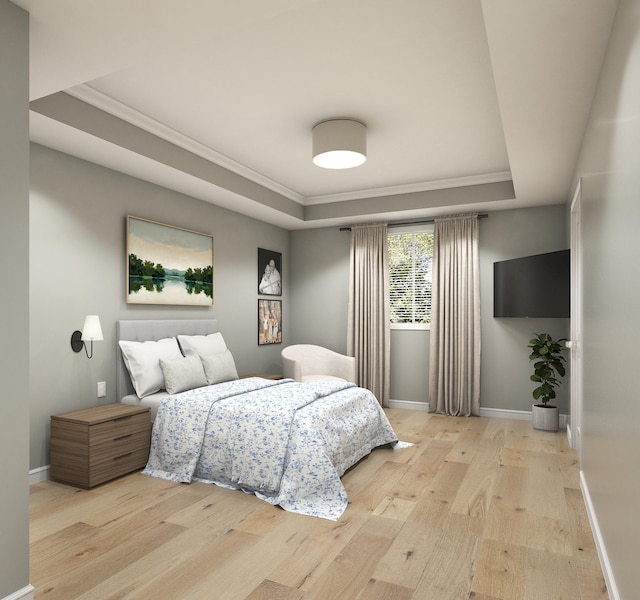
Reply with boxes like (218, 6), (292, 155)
(116, 319), (399, 520)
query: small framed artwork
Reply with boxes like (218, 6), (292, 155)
(127, 215), (213, 306)
(258, 299), (282, 345)
(258, 248), (282, 296)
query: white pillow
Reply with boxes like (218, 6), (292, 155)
(200, 349), (239, 385)
(178, 332), (227, 357)
(159, 355), (208, 395)
(119, 337), (182, 398)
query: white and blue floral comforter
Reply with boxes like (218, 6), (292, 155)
(143, 377), (398, 519)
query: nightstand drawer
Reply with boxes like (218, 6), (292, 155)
(50, 411), (149, 446)
(89, 412), (150, 445)
(90, 429), (150, 463)
(89, 446), (151, 487)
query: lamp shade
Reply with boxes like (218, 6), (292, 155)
(312, 119), (367, 169)
(81, 315), (103, 342)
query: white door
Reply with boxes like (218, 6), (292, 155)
(569, 180), (583, 463)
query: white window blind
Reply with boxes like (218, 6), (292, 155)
(388, 229), (433, 327)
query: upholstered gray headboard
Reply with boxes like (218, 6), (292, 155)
(116, 319), (219, 400)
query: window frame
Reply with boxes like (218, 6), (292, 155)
(388, 224), (434, 331)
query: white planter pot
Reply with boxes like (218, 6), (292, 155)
(532, 404), (559, 431)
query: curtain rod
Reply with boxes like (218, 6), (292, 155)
(339, 213), (488, 231)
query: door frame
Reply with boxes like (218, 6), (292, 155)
(569, 178), (583, 463)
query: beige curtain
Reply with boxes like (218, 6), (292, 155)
(347, 223), (390, 406)
(428, 214), (481, 416)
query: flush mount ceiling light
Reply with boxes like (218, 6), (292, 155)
(312, 118), (367, 169)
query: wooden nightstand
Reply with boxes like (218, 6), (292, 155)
(50, 403), (151, 489)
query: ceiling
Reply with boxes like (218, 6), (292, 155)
(17, 0), (618, 230)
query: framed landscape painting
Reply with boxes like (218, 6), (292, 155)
(258, 299), (282, 345)
(127, 215), (214, 306)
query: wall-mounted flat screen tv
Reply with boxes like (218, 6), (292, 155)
(493, 249), (570, 318)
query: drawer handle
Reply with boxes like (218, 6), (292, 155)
(113, 415), (132, 422)
(114, 452), (133, 461)
(113, 434), (132, 442)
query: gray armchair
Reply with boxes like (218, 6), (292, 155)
(281, 344), (356, 383)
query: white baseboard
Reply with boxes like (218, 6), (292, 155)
(388, 401), (568, 428)
(580, 470), (620, 600)
(479, 406), (531, 421)
(479, 407), (567, 429)
(29, 465), (49, 485)
(1, 585), (34, 600)
(388, 399), (429, 411)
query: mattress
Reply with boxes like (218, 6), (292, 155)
(121, 392), (168, 421)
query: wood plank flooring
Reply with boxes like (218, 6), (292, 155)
(30, 410), (609, 600)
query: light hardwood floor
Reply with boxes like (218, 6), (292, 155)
(30, 409), (609, 600)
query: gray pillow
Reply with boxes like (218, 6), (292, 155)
(159, 354), (208, 395)
(200, 349), (239, 385)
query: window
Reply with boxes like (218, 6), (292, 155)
(388, 227), (434, 329)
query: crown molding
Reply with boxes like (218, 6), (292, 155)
(66, 84), (306, 204)
(64, 85), (512, 210)
(305, 171), (513, 205)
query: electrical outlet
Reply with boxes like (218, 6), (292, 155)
(97, 381), (106, 398)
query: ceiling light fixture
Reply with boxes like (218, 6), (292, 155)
(312, 118), (367, 169)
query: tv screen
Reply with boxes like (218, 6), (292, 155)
(493, 249), (570, 318)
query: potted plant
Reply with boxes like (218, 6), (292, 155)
(528, 332), (567, 431)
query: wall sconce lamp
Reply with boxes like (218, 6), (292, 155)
(70, 315), (103, 359)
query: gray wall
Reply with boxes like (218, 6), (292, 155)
(480, 205), (569, 413)
(291, 204), (569, 410)
(29, 144), (290, 469)
(0, 1), (30, 597)
(571, 0), (640, 596)
(389, 329), (430, 403)
(290, 227), (350, 351)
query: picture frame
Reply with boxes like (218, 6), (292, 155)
(126, 215), (214, 306)
(258, 248), (282, 296)
(258, 299), (282, 345)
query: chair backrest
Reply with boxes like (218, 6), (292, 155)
(281, 344), (356, 382)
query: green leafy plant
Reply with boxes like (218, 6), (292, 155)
(528, 333), (567, 406)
